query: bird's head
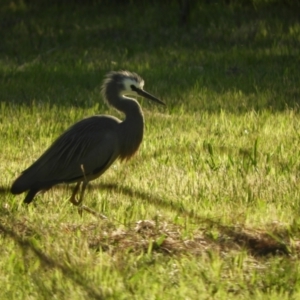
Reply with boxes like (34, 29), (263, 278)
(120, 71), (145, 97)
(102, 70), (165, 106)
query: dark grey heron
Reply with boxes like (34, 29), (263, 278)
(11, 70), (165, 211)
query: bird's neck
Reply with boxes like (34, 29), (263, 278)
(118, 97), (145, 161)
(104, 88), (145, 160)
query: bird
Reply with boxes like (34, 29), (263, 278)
(11, 70), (165, 210)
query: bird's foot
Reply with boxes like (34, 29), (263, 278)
(80, 205), (108, 219)
(69, 182), (81, 206)
(69, 195), (83, 206)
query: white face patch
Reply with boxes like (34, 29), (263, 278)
(122, 78), (145, 96)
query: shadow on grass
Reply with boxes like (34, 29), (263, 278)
(98, 183), (291, 257)
(0, 182), (292, 257)
(0, 220), (104, 299)
(0, 2), (299, 112)
(0, 186), (9, 193)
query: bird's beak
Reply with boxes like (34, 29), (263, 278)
(132, 86), (165, 106)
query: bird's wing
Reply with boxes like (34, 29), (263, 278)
(21, 115), (121, 187)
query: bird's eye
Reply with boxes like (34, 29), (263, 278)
(131, 85), (138, 92)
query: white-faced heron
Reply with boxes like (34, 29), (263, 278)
(11, 70), (165, 210)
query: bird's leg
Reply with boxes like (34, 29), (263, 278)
(69, 180), (107, 219)
(76, 179), (89, 216)
(69, 182), (81, 206)
(78, 180), (107, 219)
(77, 180), (88, 206)
(73, 164), (88, 214)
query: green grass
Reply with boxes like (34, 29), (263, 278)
(1, 1), (300, 299)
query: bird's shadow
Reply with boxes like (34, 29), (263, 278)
(0, 183), (291, 256)
(0, 182), (196, 219)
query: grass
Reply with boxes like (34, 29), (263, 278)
(1, 0), (300, 299)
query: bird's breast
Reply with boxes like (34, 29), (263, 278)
(118, 117), (144, 161)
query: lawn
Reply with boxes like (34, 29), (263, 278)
(1, 1), (300, 299)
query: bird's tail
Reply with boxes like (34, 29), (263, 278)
(11, 173), (41, 204)
(10, 172), (32, 195)
(23, 189), (39, 204)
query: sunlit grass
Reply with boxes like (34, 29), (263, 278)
(1, 1), (300, 299)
